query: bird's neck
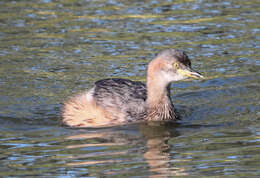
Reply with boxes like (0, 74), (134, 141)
(146, 77), (177, 121)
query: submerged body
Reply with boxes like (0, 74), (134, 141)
(62, 49), (203, 128)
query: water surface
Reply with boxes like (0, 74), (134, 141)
(0, 0), (260, 177)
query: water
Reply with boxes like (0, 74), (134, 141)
(0, 0), (259, 177)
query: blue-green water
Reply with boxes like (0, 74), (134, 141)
(0, 0), (259, 177)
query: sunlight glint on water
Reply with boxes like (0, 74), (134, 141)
(0, 0), (259, 177)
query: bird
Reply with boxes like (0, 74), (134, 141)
(62, 49), (204, 128)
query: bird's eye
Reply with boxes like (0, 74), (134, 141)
(173, 63), (179, 69)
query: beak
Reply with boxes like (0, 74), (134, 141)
(177, 67), (204, 79)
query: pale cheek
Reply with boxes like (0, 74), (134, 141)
(171, 73), (187, 81)
(161, 71), (187, 82)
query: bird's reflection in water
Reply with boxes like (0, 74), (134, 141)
(64, 122), (188, 177)
(140, 122), (188, 177)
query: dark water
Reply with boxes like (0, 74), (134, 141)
(0, 0), (260, 177)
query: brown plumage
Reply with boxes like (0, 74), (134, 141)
(62, 49), (204, 128)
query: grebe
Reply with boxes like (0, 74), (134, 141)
(62, 49), (204, 128)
